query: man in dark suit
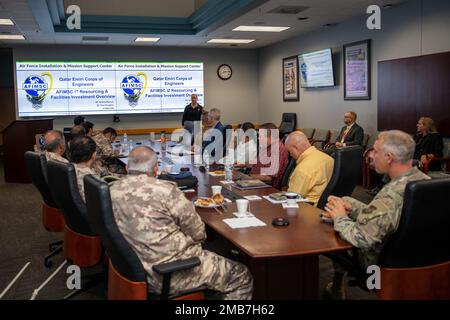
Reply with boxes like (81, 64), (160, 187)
(202, 108), (225, 160)
(335, 111), (364, 147)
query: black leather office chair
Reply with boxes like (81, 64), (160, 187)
(83, 174), (204, 300)
(46, 160), (103, 299)
(280, 157), (296, 190)
(24, 151), (64, 267)
(279, 113), (297, 139)
(317, 146), (363, 209)
(377, 179), (450, 299)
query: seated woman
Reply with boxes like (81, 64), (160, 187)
(414, 117), (444, 171)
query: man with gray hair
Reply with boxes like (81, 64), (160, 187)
(43, 130), (68, 163)
(322, 130), (430, 299)
(202, 108), (225, 158)
(109, 146), (253, 299)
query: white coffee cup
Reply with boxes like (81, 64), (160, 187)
(236, 199), (249, 216)
(285, 192), (298, 206)
(211, 185), (222, 195)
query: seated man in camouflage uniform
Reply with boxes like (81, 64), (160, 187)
(109, 146), (253, 299)
(69, 136), (98, 203)
(322, 130), (430, 299)
(43, 130), (68, 163)
(92, 127), (125, 175)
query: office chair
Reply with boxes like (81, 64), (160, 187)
(377, 178), (450, 299)
(24, 151), (64, 268)
(46, 160), (103, 299)
(280, 157), (296, 190)
(83, 174), (204, 300)
(279, 113), (297, 139)
(317, 146), (363, 209)
(311, 129), (331, 150)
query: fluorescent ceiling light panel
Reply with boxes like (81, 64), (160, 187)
(207, 39), (255, 44)
(0, 19), (14, 25)
(233, 26), (290, 32)
(0, 35), (25, 40)
(135, 37), (160, 42)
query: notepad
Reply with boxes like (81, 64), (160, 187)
(222, 217), (266, 229)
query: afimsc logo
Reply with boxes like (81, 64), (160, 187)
(120, 72), (148, 106)
(22, 73), (53, 109)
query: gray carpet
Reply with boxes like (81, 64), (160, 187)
(0, 161), (376, 300)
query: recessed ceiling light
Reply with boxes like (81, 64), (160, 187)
(207, 39), (255, 44)
(0, 19), (14, 25)
(233, 26), (290, 32)
(134, 37), (160, 42)
(297, 17), (309, 21)
(0, 34), (25, 40)
(323, 23), (338, 27)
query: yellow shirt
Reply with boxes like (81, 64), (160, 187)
(288, 146), (334, 205)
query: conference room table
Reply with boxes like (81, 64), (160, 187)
(117, 139), (352, 299)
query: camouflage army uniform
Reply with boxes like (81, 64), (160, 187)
(45, 151), (68, 163)
(73, 164), (97, 202)
(334, 167), (430, 268)
(92, 132), (125, 175)
(109, 173), (253, 299)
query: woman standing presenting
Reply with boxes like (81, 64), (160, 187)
(182, 94), (203, 136)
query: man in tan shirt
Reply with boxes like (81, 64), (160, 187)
(43, 130), (68, 163)
(69, 136), (98, 203)
(285, 131), (334, 205)
(109, 146), (253, 299)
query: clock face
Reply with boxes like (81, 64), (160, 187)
(218, 64), (232, 80)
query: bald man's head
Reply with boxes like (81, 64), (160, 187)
(285, 131), (311, 160)
(44, 130), (65, 155)
(127, 146), (158, 175)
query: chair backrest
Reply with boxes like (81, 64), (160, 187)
(301, 128), (316, 140)
(46, 160), (94, 235)
(317, 146), (363, 209)
(279, 113), (297, 136)
(24, 151), (58, 208)
(329, 130), (340, 144)
(378, 178), (450, 268)
(280, 157), (296, 189)
(84, 175), (146, 283)
(363, 133), (370, 150)
(312, 129), (331, 149)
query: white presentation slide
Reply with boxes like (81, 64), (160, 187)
(298, 49), (334, 88)
(15, 61), (204, 117)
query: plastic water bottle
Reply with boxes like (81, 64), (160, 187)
(203, 152), (210, 171)
(161, 131), (166, 152)
(128, 139), (133, 153)
(225, 163), (233, 182)
(123, 133), (128, 145)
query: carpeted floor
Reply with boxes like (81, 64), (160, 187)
(0, 160), (376, 300)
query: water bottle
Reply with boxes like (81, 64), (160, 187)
(128, 139), (133, 153)
(225, 163), (233, 182)
(203, 152), (210, 171)
(161, 131), (166, 152)
(123, 133), (128, 154)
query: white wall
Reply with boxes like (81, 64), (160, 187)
(13, 45), (259, 131)
(258, 0), (450, 140)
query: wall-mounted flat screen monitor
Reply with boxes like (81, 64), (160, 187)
(298, 48), (335, 88)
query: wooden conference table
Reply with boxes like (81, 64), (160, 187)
(120, 140), (352, 299)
